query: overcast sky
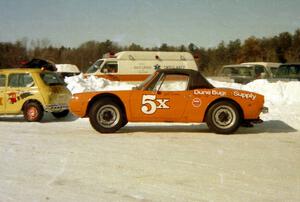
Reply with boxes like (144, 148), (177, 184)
(0, 0), (300, 48)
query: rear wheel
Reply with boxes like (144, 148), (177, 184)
(52, 110), (69, 118)
(23, 102), (44, 122)
(89, 99), (123, 133)
(206, 101), (241, 134)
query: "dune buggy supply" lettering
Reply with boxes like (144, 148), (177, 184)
(233, 91), (256, 100)
(193, 90), (226, 96)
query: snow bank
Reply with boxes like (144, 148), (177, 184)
(209, 79), (300, 129)
(65, 75), (300, 130)
(209, 79), (300, 106)
(64, 74), (135, 94)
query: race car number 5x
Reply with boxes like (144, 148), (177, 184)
(141, 95), (169, 114)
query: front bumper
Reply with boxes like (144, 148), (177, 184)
(45, 104), (69, 112)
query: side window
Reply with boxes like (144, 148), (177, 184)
(270, 67), (278, 75)
(8, 74), (35, 88)
(255, 66), (266, 75)
(153, 74), (189, 91)
(101, 62), (118, 73)
(0, 74), (6, 87)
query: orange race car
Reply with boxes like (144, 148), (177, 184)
(69, 69), (268, 134)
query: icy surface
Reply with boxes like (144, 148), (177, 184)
(0, 76), (299, 202)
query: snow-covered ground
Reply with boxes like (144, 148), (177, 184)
(0, 75), (299, 201)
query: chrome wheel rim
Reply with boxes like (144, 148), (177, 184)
(27, 107), (38, 120)
(96, 105), (120, 128)
(212, 105), (236, 129)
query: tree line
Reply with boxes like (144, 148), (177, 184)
(1, 29), (300, 75)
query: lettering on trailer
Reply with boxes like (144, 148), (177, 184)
(0, 97), (3, 105)
(141, 95), (170, 115)
(193, 89), (226, 97)
(233, 91), (256, 100)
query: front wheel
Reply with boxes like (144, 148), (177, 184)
(23, 102), (44, 122)
(89, 99), (123, 133)
(206, 101), (241, 134)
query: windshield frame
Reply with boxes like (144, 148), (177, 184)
(86, 59), (104, 73)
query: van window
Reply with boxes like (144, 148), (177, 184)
(153, 74), (189, 91)
(8, 73), (35, 88)
(0, 74), (5, 87)
(101, 62), (118, 73)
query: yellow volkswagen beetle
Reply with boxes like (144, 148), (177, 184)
(0, 68), (71, 121)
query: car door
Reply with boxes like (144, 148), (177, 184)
(0, 74), (6, 113)
(130, 73), (190, 122)
(6, 73), (37, 113)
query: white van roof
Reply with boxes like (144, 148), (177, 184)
(114, 51), (195, 61)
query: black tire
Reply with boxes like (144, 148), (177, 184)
(23, 102), (44, 122)
(89, 98), (124, 133)
(52, 110), (69, 118)
(206, 101), (241, 134)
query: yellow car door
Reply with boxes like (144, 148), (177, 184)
(6, 73), (38, 114)
(0, 74), (6, 113)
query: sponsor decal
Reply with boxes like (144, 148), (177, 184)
(141, 94), (169, 114)
(8, 92), (18, 104)
(0, 97), (3, 105)
(7, 91), (34, 104)
(193, 89), (226, 96)
(233, 91), (256, 100)
(192, 98), (201, 107)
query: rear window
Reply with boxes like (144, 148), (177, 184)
(40, 72), (65, 86)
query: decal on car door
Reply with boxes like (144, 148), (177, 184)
(141, 94), (170, 115)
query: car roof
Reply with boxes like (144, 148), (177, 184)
(0, 68), (43, 73)
(241, 62), (281, 67)
(156, 68), (214, 89)
(156, 68), (199, 75)
(279, 63), (300, 66)
(223, 64), (254, 68)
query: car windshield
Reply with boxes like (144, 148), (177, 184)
(40, 72), (65, 86)
(276, 65), (300, 78)
(86, 60), (104, 73)
(221, 66), (253, 77)
(135, 73), (158, 90)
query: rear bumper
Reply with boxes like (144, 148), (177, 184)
(45, 104), (68, 112)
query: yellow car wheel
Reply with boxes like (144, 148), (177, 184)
(23, 102), (44, 122)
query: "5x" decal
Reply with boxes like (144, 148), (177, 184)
(141, 95), (169, 115)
